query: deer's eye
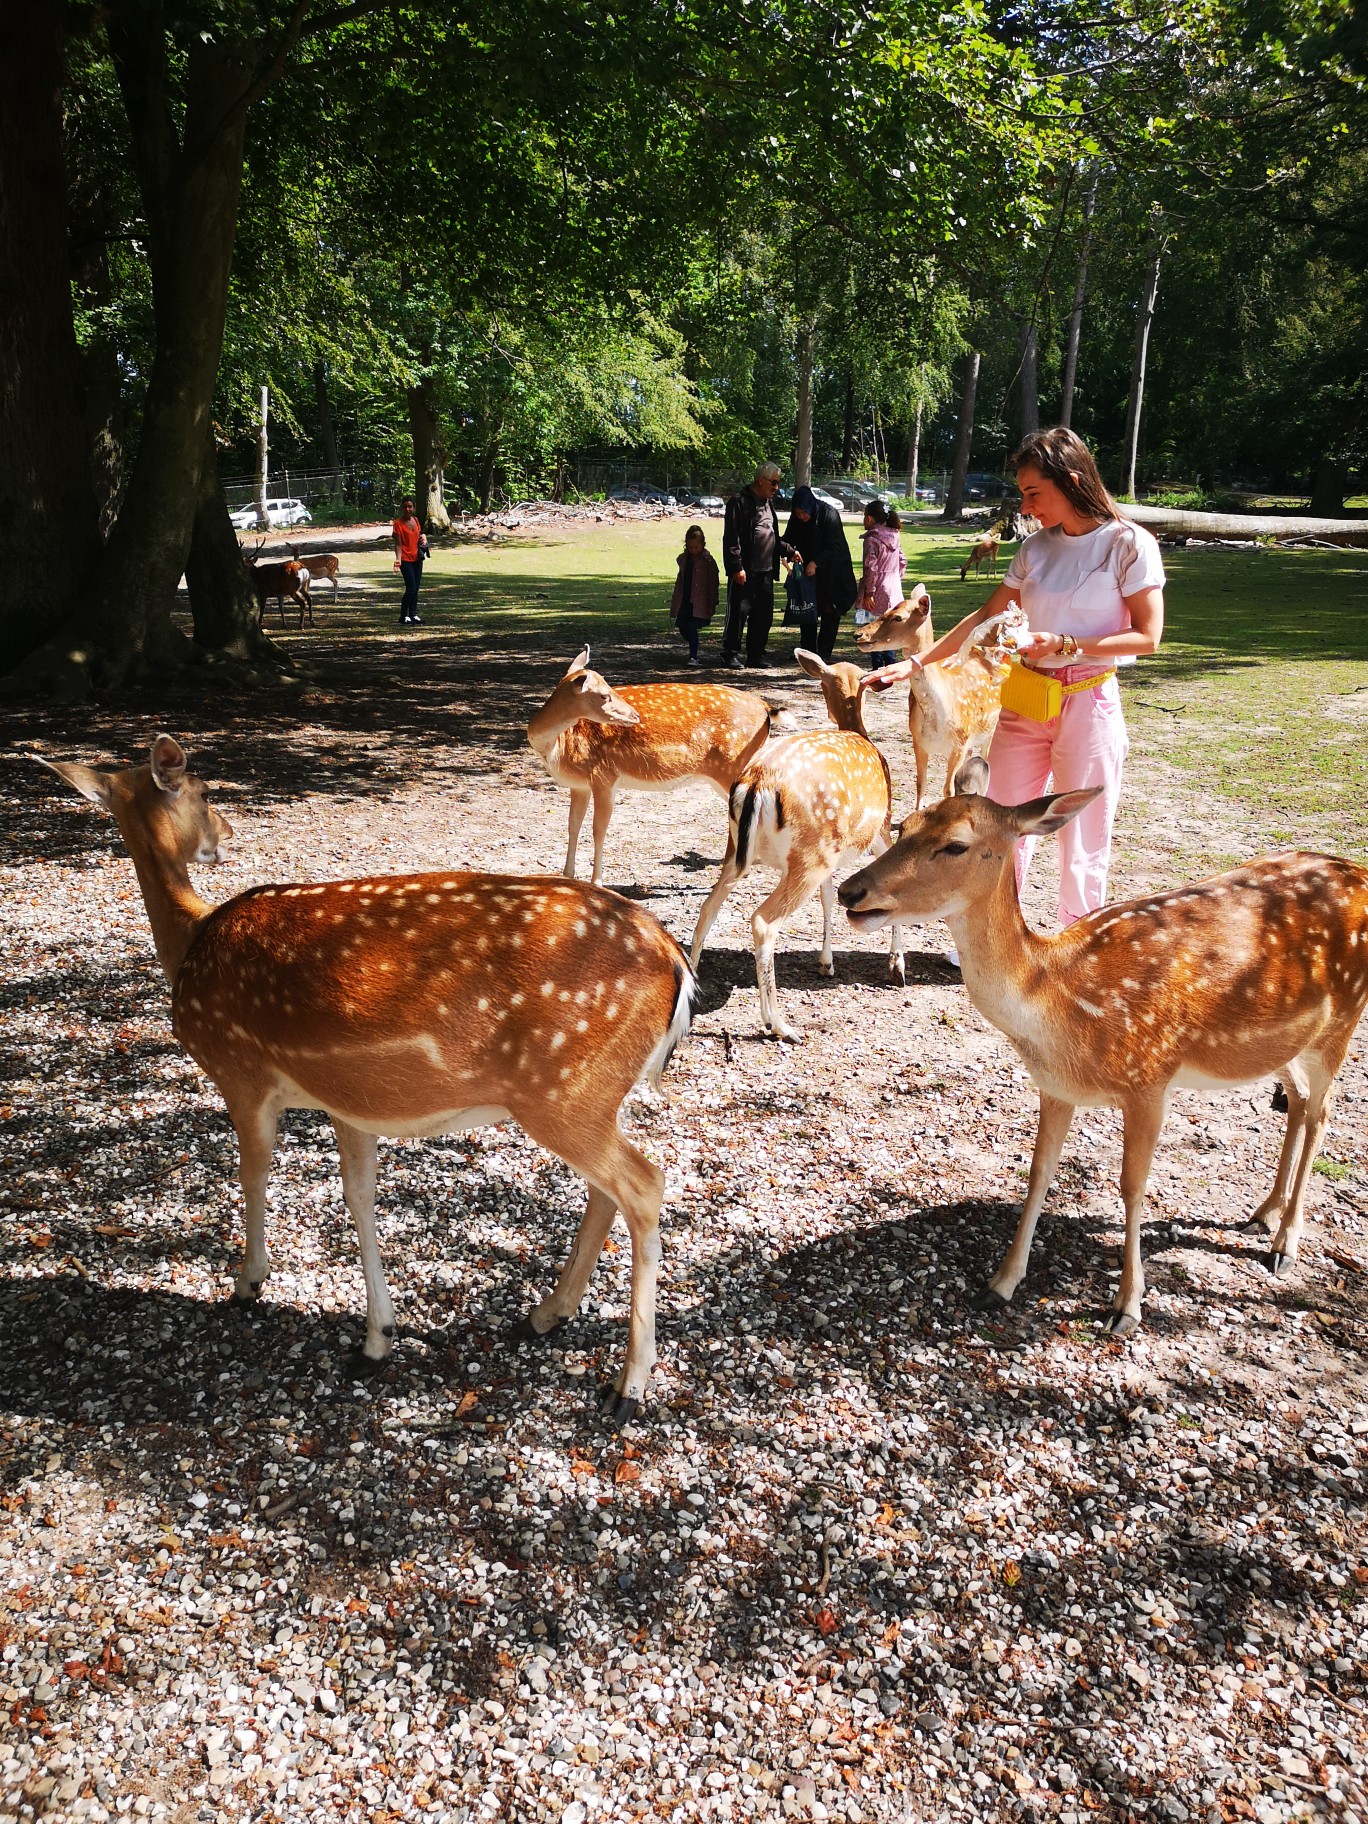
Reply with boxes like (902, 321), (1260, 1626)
(935, 841), (970, 858)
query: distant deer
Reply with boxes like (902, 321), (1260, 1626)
(242, 544), (312, 628)
(853, 584), (934, 660)
(39, 738), (696, 1424)
(839, 759), (1368, 1335)
(959, 526), (1001, 581)
(527, 647), (775, 884)
(302, 552), (341, 604)
(690, 650), (904, 1040)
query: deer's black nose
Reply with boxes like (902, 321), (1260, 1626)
(838, 880), (865, 908)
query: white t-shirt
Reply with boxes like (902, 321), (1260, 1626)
(1002, 520), (1166, 669)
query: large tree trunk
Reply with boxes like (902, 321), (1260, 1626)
(1018, 323), (1039, 441)
(1121, 221), (1164, 499)
(408, 379), (452, 530)
(0, 3), (103, 671)
(794, 321), (815, 486)
(1308, 458), (1348, 517)
(313, 357), (341, 474)
(1122, 502), (1368, 544)
(185, 425), (281, 658)
(1059, 170), (1098, 428)
(15, 26), (253, 697)
(944, 349), (980, 520)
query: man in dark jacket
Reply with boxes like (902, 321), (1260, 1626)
(783, 485), (858, 662)
(721, 462), (796, 669)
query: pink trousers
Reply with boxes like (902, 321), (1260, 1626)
(986, 672), (1129, 926)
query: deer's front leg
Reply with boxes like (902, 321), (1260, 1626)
(1103, 1095), (1165, 1337)
(231, 1102), (280, 1303)
(564, 788), (590, 879)
(817, 873), (838, 977)
(978, 1093), (1074, 1311)
(589, 780), (615, 886)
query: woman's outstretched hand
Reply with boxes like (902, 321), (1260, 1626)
(861, 657), (920, 693)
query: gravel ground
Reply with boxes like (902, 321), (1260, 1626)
(2, 605), (1367, 1824)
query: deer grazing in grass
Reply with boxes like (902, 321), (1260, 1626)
(959, 527), (1001, 581)
(867, 605), (1026, 810)
(839, 758), (1368, 1335)
(39, 738), (696, 1424)
(527, 647), (776, 884)
(852, 584), (934, 661)
(690, 651), (904, 1040)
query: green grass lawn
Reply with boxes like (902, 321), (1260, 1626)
(323, 518), (1368, 860)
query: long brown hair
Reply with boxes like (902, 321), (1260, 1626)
(1010, 427), (1120, 523)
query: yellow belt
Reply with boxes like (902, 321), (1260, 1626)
(1058, 668), (1116, 696)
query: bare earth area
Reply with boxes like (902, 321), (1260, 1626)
(2, 567), (1366, 1824)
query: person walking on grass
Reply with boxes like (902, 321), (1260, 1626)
(854, 499), (907, 668)
(783, 484), (857, 662)
(721, 462), (798, 670)
(670, 524), (720, 668)
(866, 426), (1166, 931)
(392, 497), (431, 625)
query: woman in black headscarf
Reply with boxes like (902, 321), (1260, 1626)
(782, 486), (858, 661)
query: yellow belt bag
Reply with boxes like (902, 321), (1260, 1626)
(1000, 662), (1062, 722)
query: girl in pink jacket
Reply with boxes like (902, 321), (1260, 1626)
(855, 501), (906, 664)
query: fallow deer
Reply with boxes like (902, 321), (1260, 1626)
(39, 738), (696, 1424)
(690, 651), (905, 1040)
(959, 528), (1000, 581)
(527, 647), (775, 884)
(853, 584), (934, 659)
(302, 552), (341, 604)
(867, 606), (1026, 810)
(839, 758), (1368, 1335)
(243, 551), (311, 628)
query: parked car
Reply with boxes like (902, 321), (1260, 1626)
(637, 488), (678, 507)
(230, 497), (313, 530)
(606, 486), (641, 503)
(693, 494), (726, 516)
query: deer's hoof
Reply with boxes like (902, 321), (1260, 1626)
(230, 1284), (265, 1308)
(1265, 1249), (1297, 1280)
(1101, 1310), (1139, 1339)
(346, 1346), (391, 1381)
(598, 1382), (642, 1428)
(972, 1286), (1010, 1316)
(817, 959), (836, 979)
(512, 1313), (569, 1343)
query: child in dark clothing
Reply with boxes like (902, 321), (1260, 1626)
(670, 524), (720, 667)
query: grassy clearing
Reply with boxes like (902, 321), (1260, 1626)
(303, 518), (1368, 859)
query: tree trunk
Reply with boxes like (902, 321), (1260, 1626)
(1121, 222), (1164, 499)
(1018, 322), (1039, 441)
(840, 372), (855, 473)
(1121, 502), (1368, 544)
(16, 27), (254, 697)
(906, 399), (922, 501)
(0, 2), (103, 671)
(185, 424), (280, 658)
(794, 321), (815, 486)
(72, 245), (127, 538)
(1059, 170), (1098, 428)
(1308, 458), (1348, 517)
(478, 428), (502, 515)
(313, 358), (340, 474)
(407, 380), (452, 530)
(944, 349), (980, 520)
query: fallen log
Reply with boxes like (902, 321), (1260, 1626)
(1119, 503), (1368, 547)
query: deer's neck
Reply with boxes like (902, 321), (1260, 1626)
(125, 837), (213, 985)
(527, 699), (574, 764)
(945, 865), (1057, 1052)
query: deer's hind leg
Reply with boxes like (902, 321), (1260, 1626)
(230, 1098), (282, 1304)
(753, 861), (827, 1041)
(1263, 1037), (1352, 1278)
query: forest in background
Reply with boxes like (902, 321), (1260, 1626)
(1, 0), (1364, 696)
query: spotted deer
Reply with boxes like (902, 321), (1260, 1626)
(853, 585), (934, 660)
(690, 651), (904, 1040)
(39, 737), (696, 1424)
(527, 648), (777, 885)
(839, 758), (1368, 1335)
(302, 552), (341, 604)
(868, 606), (1025, 810)
(959, 525), (1001, 581)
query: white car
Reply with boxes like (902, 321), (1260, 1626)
(229, 497), (313, 530)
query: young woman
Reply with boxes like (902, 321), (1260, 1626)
(854, 499), (907, 667)
(867, 427), (1166, 927)
(391, 498), (430, 626)
(669, 524), (720, 667)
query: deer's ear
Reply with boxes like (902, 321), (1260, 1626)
(37, 756), (114, 810)
(563, 645), (590, 678)
(150, 735), (188, 796)
(794, 648), (827, 680)
(1007, 785), (1103, 836)
(953, 756), (991, 797)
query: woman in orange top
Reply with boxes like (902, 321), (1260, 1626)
(391, 498), (430, 625)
